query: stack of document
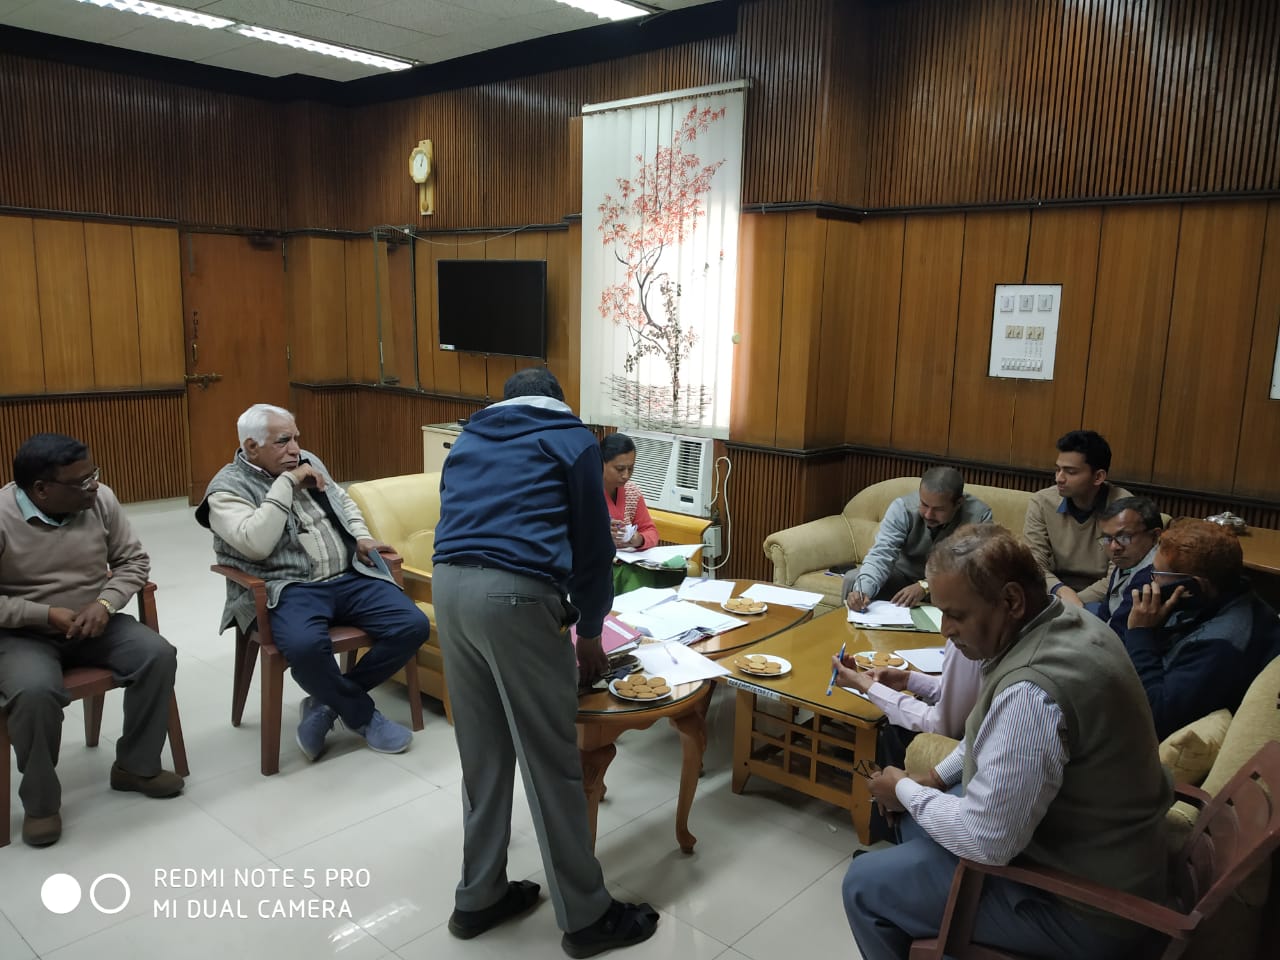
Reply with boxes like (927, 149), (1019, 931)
(614, 543), (703, 569)
(847, 601), (943, 633)
(740, 583), (825, 609)
(570, 614), (642, 655)
(676, 577), (735, 604)
(617, 600), (745, 642)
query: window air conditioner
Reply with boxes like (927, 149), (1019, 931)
(626, 430), (714, 518)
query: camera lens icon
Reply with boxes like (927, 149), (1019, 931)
(41, 874), (131, 915)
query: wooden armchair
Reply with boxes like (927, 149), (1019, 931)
(1, 582), (190, 846)
(211, 556), (424, 776)
(909, 740), (1280, 960)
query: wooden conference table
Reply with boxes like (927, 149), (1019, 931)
(575, 581), (813, 853)
(716, 611), (946, 845)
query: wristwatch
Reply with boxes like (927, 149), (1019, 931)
(97, 597), (116, 615)
(917, 580), (929, 597)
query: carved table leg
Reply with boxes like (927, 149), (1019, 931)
(579, 741), (618, 850)
(670, 706), (709, 853)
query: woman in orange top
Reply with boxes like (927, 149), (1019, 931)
(601, 433), (658, 551)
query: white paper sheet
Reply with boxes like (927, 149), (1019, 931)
(846, 600), (916, 627)
(615, 543), (703, 566)
(633, 641), (730, 685)
(839, 686), (871, 701)
(741, 583), (825, 609)
(611, 587), (678, 615)
(895, 646), (946, 673)
(915, 605), (944, 632)
(677, 578), (735, 603)
(618, 600), (745, 641)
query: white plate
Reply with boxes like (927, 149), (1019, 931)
(733, 654), (792, 678)
(608, 678), (673, 703)
(721, 599), (768, 615)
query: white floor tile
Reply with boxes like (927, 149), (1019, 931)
(0, 911), (36, 960)
(732, 859), (861, 960)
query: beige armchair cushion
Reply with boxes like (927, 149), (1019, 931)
(347, 472), (441, 572)
(1158, 708), (1232, 786)
(904, 733), (960, 779)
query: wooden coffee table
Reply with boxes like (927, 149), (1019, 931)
(716, 612), (947, 844)
(575, 580), (813, 853)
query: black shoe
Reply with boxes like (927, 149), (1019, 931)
(448, 880), (541, 939)
(562, 899), (659, 958)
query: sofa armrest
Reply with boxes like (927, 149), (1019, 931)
(763, 515), (856, 587)
(401, 563), (433, 603)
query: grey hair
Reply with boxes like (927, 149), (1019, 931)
(237, 404), (294, 445)
(1099, 496), (1163, 531)
(920, 466), (964, 502)
(925, 523), (1047, 605)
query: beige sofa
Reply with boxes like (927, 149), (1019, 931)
(763, 477), (1035, 613)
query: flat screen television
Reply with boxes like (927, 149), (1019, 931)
(437, 259), (547, 359)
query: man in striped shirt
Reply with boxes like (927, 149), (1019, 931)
(843, 525), (1171, 960)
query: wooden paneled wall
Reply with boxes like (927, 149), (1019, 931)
(0, 215), (184, 393)
(290, 385), (485, 481)
(736, 200), (1280, 502)
(847, 0), (1280, 208)
(0, 392), (188, 502)
(0, 55), (288, 228)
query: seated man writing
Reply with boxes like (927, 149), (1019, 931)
(196, 404), (429, 761)
(844, 525), (1171, 960)
(1125, 518), (1280, 739)
(842, 467), (992, 612)
(1, 433), (182, 847)
(1092, 496), (1162, 642)
(1024, 429), (1131, 607)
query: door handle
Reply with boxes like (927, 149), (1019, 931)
(183, 373), (224, 390)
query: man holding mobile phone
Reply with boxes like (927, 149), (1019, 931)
(1125, 518), (1280, 739)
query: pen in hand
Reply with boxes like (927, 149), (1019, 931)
(826, 640), (846, 696)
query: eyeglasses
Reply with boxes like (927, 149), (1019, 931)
(1097, 532), (1141, 547)
(1151, 570), (1198, 587)
(45, 467), (101, 490)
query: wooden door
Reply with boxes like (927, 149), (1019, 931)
(182, 233), (289, 504)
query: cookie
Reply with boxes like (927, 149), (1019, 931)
(724, 597), (766, 614)
(647, 676), (667, 687)
(650, 684), (671, 696)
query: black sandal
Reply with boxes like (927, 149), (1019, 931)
(562, 899), (659, 958)
(448, 880), (541, 939)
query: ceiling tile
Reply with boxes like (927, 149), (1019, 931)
(0, 0), (37, 16)
(106, 21), (253, 60)
(198, 41), (378, 80)
(359, 0), (490, 36)
(2, 0), (140, 42)
(387, 33), (486, 63)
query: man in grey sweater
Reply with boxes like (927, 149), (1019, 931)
(0, 433), (182, 847)
(843, 467), (993, 611)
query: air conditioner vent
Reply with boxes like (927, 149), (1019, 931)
(621, 430), (714, 518)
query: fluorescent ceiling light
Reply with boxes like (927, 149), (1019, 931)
(553, 0), (647, 21)
(75, 0), (232, 29)
(232, 25), (414, 71)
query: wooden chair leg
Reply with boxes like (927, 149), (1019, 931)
(341, 650), (356, 674)
(260, 647), (284, 776)
(1, 714), (10, 847)
(167, 694), (190, 777)
(442, 680), (453, 726)
(405, 662), (425, 732)
(231, 630), (256, 727)
(83, 693), (106, 747)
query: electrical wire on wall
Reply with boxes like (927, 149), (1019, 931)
(700, 454), (733, 576)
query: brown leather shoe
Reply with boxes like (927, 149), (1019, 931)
(22, 813), (62, 847)
(109, 764), (184, 798)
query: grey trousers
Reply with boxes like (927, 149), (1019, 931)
(433, 563), (612, 933)
(0, 614), (177, 817)
(843, 811), (1143, 959)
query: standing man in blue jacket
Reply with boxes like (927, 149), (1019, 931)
(432, 368), (659, 958)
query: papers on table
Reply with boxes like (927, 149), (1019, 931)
(618, 600), (746, 642)
(839, 686), (871, 701)
(569, 614), (642, 654)
(895, 646), (946, 673)
(615, 543), (702, 567)
(676, 577), (735, 604)
(632, 640), (730, 685)
(741, 583), (825, 609)
(847, 601), (916, 627)
(612, 587), (678, 615)
(846, 602), (944, 632)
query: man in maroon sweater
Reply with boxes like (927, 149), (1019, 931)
(0, 433), (182, 846)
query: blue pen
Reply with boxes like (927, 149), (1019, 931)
(826, 640), (846, 696)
